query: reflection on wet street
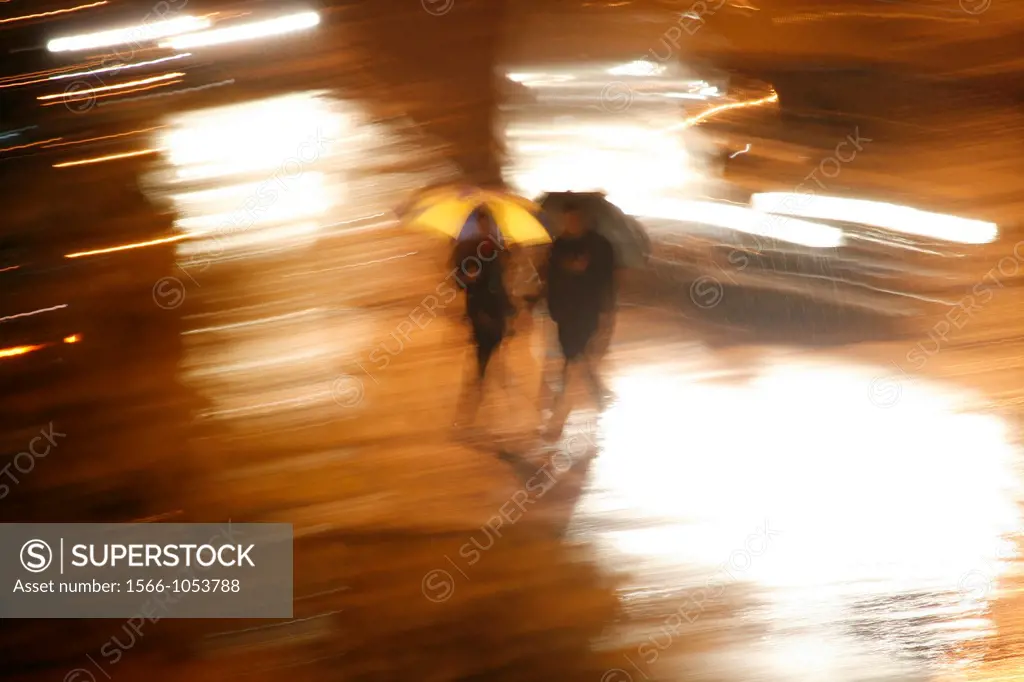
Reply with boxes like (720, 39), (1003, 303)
(5, 0), (1024, 680)
(135, 90), (1024, 681)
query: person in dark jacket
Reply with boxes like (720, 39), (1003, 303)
(452, 211), (513, 429)
(542, 202), (617, 438)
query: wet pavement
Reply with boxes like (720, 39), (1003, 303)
(5, 2), (1024, 681)
(9, 206), (1024, 682)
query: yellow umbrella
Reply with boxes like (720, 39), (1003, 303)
(399, 185), (552, 246)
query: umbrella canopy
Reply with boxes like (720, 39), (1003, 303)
(399, 185), (552, 246)
(536, 191), (651, 269)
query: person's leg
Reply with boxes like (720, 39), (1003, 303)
(455, 327), (493, 428)
(592, 311), (615, 361)
(544, 357), (573, 440)
(455, 347), (484, 427)
(537, 319), (560, 412)
(477, 334), (497, 379)
(582, 353), (609, 410)
(545, 325), (586, 439)
(584, 319), (612, 407)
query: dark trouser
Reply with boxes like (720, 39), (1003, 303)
(474, 328), (503, 379)
(455, 318), (505, 426)
(542, 316), (607, 437)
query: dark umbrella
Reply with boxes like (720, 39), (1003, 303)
(536, 191), (650, 269)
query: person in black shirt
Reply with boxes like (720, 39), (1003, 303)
(542, 202), (617, 439)
(452, 211), (513, 429)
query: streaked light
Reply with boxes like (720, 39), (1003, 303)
(175, 176), (330, 231)
(670, 91), (779, 131)
(54, 148), (162, 168)
(48, 53), (191, 81)
(160, 11), (320, 50)
(47, 16), (211, 53)
(160, 91), (344, 179)
(1, 62), (103, 85)
(97, 77), (232, 107)
(64, 234), (187, 258)
(42, 79), (182, 106)
(664, 92), (710, 101)
(44, 126), (163, 148)
(0, 304), (68, 323)
(172, 172), (323, 204)
(506, 72), (575, 87)
(1, 137), (63, 154)
(751, 193), (998, 245)
(38, 72), (184, 101)
(507, 120), (696, 202)
(607, 60), (665, 77)
(0, 344), (45, 360)
(0, 0), (106, 25)
(610, 196), (845, 249)
(63, 334), (81, 344)
(729, 143), (752, 159)
(1, 62), (107, 88)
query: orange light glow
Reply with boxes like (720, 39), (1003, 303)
(48, 53), (191, 82)
(130, 509), (184, 523)
(670, 91), (779, 131)
(1, 137), (63, 154)
(41, 79), (182, 106)
(1, 63), (105, 88)
(37, 72), (184, 101)
(0, 0), (106, 25)
(44, 126), (164, 148)
(63, 334), (81, 344)
(1, 74), (64, 89)
(0, 61), (104, 84)
(53, 148), (162, 168)
(64, 233), (188, 258)
(0, 344), (45, 359)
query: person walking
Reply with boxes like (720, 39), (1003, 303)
(452, 211), (514, 431)
(542, 202), (617, 439)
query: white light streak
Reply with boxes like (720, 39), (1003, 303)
(160, 11), (319, 50)
(48, 53), (191, 81)
(610, 196), (845, 249)
(751, 193), (998, 245)
(47, 16), (211, 53)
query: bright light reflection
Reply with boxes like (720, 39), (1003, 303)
(161, 92), (344, 176)
(609, 196), (844, 248)
(159, 91), (346, 257)
(608, 60), (665, 77)
(751, 193), (999, 245)
(47, 16), (211, 53)
(507, 121), (695, 203)
(175, 174), (330, 231)
(506, 72), (576, 87)
(580, 358), (1022, 682)
(160, 11), (319, 50)
(584, 358), (1020, 626)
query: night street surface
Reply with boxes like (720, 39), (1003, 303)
(4, 0), (1024, 680)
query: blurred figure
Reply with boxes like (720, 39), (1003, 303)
(452, 211), (514, 431)
(542, 203), (616, 439)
